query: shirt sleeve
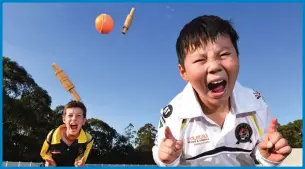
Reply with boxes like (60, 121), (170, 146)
(76, 133), (94, 163)
(253, 144), (281, 166)
(40, 130), (54, 161)
(83, 137), (94, 162)
(152, 107), (182, 166)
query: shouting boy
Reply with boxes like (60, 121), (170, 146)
(152, 15), (291, 166)
(40, 100), (94, 166)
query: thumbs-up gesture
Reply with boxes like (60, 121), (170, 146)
(258, 118), (292, 162)
(158, 126), (183, 164)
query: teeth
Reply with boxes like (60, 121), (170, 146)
(211, 80), (223, 84)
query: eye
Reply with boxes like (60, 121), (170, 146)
(220, 52), (231, 59)
(193, 59), (206, 64)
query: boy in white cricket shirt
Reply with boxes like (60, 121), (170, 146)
(152, 15), (292, 166)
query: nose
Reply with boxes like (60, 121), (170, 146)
(207, 60), (222, 74)
(72, 115), (77, 120)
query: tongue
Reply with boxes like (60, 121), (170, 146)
(212, 84), (224, 93)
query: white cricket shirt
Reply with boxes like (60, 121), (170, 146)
(152, 81), (281, 166)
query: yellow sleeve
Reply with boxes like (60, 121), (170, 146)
(40, 130), (54, 160)
(75, 133), (94, 163)
(83, 137), (94, 162)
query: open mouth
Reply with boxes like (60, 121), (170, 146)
(70, 124), (78, 130)
(207, 80), (227, 93)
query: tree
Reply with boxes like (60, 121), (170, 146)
(52, 105), (65, 127)
(107, 123), (137, 164)
(124, 123), (136, 146)
(83, 118), (117, 163)
(131, 123), (157, 165)
(3, 56), (54, 161)
(135, 123), (157, 152)
(278, 119), (302, 148)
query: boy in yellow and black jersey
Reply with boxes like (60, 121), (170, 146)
(40, 101), (93, 166)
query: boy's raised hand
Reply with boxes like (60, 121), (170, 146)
(258, 118), (292, 162)
(158, 126), (183, 164)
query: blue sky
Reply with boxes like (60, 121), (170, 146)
(3, 3), (302, 134)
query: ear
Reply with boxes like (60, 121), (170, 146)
(82, 118), (87, 125)
(178, 64), (189, 82)
(62, 115), (66, 124)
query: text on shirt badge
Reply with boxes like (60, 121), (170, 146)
(187, 134), (210, 145)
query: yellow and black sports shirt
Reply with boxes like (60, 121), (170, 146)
(40, 124), (94, 166)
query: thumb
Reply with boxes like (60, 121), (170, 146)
(164, 126), (176, 140)
(259, 135), (273, 150)
(268, 118), (278, 133)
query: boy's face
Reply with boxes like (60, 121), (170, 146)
(63, 107), (86, 136)
(179, 35), (239, 106)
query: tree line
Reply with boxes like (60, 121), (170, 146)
(2, 56), (302, 164)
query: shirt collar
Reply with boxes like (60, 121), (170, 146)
(178, 81), (261, 119)
(52, 124), (88, 144)
(230, 81), (261, 114)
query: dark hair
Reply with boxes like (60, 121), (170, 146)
(63, 100), (87, 118)
(176, 15), (239, 68)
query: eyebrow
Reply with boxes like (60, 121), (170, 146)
(204, 46), (232, 55)
(197, 53), (207, 58)
(218, 46), (232, 52)
(67, 112), (82, 115)
(191, 46), (232, 58)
